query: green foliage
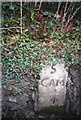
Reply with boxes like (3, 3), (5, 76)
(2, 3), (81, 94)
(2, 106), (34, 119)
(1, 3), (81, 118)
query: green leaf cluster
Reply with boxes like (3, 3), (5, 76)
(2, 4), (81, 94)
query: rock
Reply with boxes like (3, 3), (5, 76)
(38, 63), (68, 109)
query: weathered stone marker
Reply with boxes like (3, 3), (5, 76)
(38, 63), (68, 109)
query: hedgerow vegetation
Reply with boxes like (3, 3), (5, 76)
(2, 2), (81, 93)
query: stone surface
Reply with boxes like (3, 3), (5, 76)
(38, 63), (68, 109)
(66, 67), (80, 113)
(2, 75), (38, 113)
(2, 63), (81, 117)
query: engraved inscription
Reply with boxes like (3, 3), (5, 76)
(39, 63), (68, 108)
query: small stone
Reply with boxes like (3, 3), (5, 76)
(9, 96), (17, 103)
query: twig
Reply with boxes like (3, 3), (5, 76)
(0, 27), (24, 30)
(20, 0), (22, 35)
(69, 6), (81, 22)
(66, 6), (81, 27)
(56, 2), (61, 19)
(35, 1), (37, 8)
(64, 2), (68, 14)
(66, 3), (75, 22)
(62, 2), (68, 22)
(65, 2), (72, 17)
(39, 0), (43, 10)
(50, 2), (61, 23)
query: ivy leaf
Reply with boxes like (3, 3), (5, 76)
(42, 47), (46, 51)
(43, 33), (47, 36)
(43, 11), (49, 16)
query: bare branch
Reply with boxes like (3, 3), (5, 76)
(69, 6), (81, 22)
(35, 1), (37, 8)
(0, 27), (24, 30)
(20, 0), (22, 35)
(71, 3), (75, 11)
(65, 2), (72, 17)
(62, 2), (68, 22)
(66, 2), (75, 20)
(64, 3), (74, 24)
(64, 2), (68, 13)
(66, 6), (81, 27)
(39, 0), (43, 10)
(56, 2), (61, 19)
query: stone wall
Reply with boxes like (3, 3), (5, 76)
(2, 62), (81, 118)
(66, 67), (80, 114)
(2, 75), (38, 118)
